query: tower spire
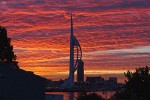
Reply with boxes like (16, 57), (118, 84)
(69, 13), (74, 87)
(71, 13), (73, 36)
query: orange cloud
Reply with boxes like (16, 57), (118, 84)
(0, 0), (150, 82)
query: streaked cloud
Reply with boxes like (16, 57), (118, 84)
(0, 0), (150, 81)
(87, 45), (150, 55)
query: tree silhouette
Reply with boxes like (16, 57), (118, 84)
(0, 26), (19, 68)
(77, 92), (105, 100)
(110, 66), (150, 100)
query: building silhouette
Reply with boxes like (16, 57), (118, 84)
(0, 62), (46, 100)
(77, 60), (84, 82)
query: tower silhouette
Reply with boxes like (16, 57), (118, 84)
(62, 14), (84, 88)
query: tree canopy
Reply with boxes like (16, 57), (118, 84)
(77, 92), (105, 100)
(110, 66), (150, 100)
(0, 26), (19, 68)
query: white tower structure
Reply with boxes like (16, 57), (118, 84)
(62, 14), (83, 88)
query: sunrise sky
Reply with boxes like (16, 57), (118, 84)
(0, 0), (150, 83)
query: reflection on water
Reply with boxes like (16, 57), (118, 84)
(45, 91), (115, 100)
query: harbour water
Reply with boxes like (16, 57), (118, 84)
(45, 91), (115, 100)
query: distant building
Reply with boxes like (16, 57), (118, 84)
(85, 76), (119, 91)
(77, 60), (84, 82)
(108, 77), (117, 84)
(0, 62), (46, 100)
(86, 76), (104, 83)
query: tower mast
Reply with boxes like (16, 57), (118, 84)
(62, 14), (83, 88)
(69, 14), (74, 87)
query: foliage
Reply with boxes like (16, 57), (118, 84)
(77, 92), (105, 100)
(110, 66), (150, 100)
(0, 26), (19, 68)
